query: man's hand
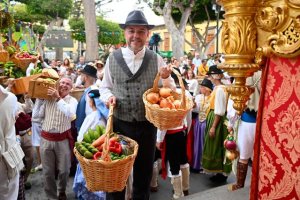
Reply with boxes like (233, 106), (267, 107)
(47, 87), (60, 99)
(38, 55), (44, 63)
(6, 78), (15, 89)
(159, 64), (172, 79)
(156, 142), (163, 151)
(107, 96), (116, 108)
(24, 94), (30, 100)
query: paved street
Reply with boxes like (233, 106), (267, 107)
(25, 164), (251, 200)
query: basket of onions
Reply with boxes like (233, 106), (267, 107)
(143, 69), (194, 130)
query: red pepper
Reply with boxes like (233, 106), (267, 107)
(93, 152), (102, 160)
(109, 141), (122, 154)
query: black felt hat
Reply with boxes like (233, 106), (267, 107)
(81, 64), (97, 79)
(119, 10), (154, 29)
(200, 78), (213, 91)
(206, 65), (223, 75)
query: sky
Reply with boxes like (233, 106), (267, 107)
(99, 0), (165, 26)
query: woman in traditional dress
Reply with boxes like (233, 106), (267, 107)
(73, 89), (108, 200)
(192, 78), (213, 172)
(202, 65), (232, 182)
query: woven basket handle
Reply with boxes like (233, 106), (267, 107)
(101, 105), (114, 161)
(152, 72), (161, 93)
(151, 69), (187, 109)
(171, 68), (187, 109)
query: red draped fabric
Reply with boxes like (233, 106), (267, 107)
(251, 56), (300, 199)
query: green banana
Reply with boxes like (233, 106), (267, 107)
(83, 133), (92, 143)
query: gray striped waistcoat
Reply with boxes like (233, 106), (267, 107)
(109, 49), (158, 122)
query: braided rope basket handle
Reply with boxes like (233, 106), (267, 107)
(151, 68), (187, 109)
(101, 105), (115, 162)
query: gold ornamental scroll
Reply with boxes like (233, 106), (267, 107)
(255, 0), (300, 58)
(217, 0), (260, 115)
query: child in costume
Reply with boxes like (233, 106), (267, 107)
(73, 89), (108, 200)
(156, 70), (193, 199)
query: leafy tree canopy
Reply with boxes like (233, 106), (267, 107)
(15, 0), (73, 21)
(12, 3), (50, 23)
(152, 0), (219, 23)
(69, 16), (124, 45)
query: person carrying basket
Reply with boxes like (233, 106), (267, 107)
(99, 10), (175, 200)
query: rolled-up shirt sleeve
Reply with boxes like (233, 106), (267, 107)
(214, 87), (227, 116)
(158, 56), (176, 90)
(56, 97), (78, 118)
(99, 57), (114, 103)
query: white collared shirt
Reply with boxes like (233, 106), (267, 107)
(100, 46), (175, 103)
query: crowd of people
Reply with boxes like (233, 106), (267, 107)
(0, 10), (260, 200)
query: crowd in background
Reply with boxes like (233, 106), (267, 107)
(0, 46), (259, 200)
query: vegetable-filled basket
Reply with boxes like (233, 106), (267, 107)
(13, 53), (38, 71)
(143, 69), (194, 130)
(74, 105), (139, 192)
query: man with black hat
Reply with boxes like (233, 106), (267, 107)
(100, 10), (175, 200)
(75, 64), (98, 131)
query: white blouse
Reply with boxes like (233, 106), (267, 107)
(186, 79), (199, 96)
(214, 85), (227, 116)
(77, 111), (106, 142)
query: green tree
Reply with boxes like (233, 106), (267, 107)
(143, 0), (221, 58)
(69, 17), (124, 55)
(15, 0), (73, 60)
(149, 0), (197, 59)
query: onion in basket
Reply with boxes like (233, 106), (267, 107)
(159, 87), (172, 98)
(146, 92), (160, 104)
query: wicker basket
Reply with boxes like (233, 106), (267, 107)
(28, 77), (57, 100)
(143, 69), (194, 130)
(70, 88), (84, 101)
(74, 105), (139, 192)
(11, 74), (41, 95)
(14, 54), (38, 71)
(0, 49), (9, 63)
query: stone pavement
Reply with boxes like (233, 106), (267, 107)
(25, 165), (250, 200)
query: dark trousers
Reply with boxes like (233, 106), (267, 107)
(106, 118), (157, 200)
(165, 131), (188, 175)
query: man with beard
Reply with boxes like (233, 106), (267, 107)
(75, 64), (98, 131)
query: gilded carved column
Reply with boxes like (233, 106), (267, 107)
(217, 0), (260, 115)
